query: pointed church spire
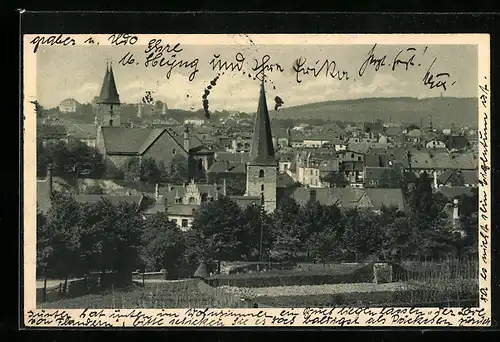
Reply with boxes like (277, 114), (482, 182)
(249, 81), (275, 165)
(98, 62), (120, 105)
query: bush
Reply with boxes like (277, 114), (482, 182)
(206, 264), (375, 288)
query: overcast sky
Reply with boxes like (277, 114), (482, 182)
(36, 44), (478, 112)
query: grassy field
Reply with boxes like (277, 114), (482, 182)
(38, 279), (247, 309)
(39, 258), (479, 309)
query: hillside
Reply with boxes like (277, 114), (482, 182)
(266, 97), (478, 128)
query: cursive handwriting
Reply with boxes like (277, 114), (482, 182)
(251, 55), (284, 81)
(108, 34), (138, 46)
(30, 34), (76, 53)
(25, 306), (491, 327)
(422, 58), (455, 91)
(392, 47), (417, 71)
(358, 44), (387, 77)
(142, 41), (199, 81)
(294, 57), (349, 84)
(478, 82), (489, 187)
(210, 53), (245, 72)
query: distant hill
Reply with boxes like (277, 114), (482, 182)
(264, 97), (478, 128)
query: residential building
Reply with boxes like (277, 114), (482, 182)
(59, 98), (80, 113)
(288, 187), (406, 213)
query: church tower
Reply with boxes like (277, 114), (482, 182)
(96, 62), (121, 127)
(245, 81), (277, 213)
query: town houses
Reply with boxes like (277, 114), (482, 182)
(36, 62), (479, 231)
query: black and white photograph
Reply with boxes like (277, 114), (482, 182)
(23, 33), (491, 327)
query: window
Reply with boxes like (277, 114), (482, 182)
(175, 198), (181, 204)
(351, 153), (354, 158)
(171, 219), (178, 224)
(109, 119), (113, 126)
(310, 170), (313, 175)
(181, 219), (188, 228)
(259, 169), (265, 178)
(173, 149), (176, 154)
(188, 197), (196, 204)
(358, 156), (362, 161)
(261, 184), (264, 191)
(197, 159), (203, 171)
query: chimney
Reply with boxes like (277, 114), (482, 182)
(47, 166), (53, 198)
(453, 198), (459, 220)
(162, 102), (167, 115)
(137, 102), (142, 118)
(155, 183), (159, 199)
(184, 126), (190, 151)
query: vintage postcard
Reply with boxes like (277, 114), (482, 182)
(23, 33), (491, 327)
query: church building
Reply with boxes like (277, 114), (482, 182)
(244, 81), (278, 213)
(94, 63), (214, 179)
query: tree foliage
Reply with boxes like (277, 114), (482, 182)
(37, 140), (105, 179)
(142, 212), (185, 276)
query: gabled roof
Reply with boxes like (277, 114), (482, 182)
(207, 161), (246, 174)
(364, 167), (392, 182)
(161, 183), (225, 204)
(249, 82), (276, 166)
(229, 196), (261, 209)
(66, 124), (97, 140)
(37, 124), (67, 139)
(364, 188), (406, 211)
(409, 151), (477, 170)
(290, 187), (366, 208)
(438, 186), (475, 199)
(438, 170), (478, 186)
(98, 63), (120, 105)
(214, 152), (251, 163)
(60, 98), (80, 106)
(74, 194), (144, 207)
(101, 127), (157, 154)
(167, 204), (199, 216)
(341, 161), (365, 172)
(277, 172), (295, 188)
(101, 127), (206, 155)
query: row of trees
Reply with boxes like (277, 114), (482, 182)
(37, 172), (478, 283)
(37, 140), (105, 179)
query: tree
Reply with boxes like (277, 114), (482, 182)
(269, 232), (301, 263)
(409, 171), (434, 219)
(41, 141), (72, 178)
(320, 170), (348, 187)
(66, 140), (105, 178)
(169, 154), (189, 184)
(239, 205), (272, 261)
(379, 167), (405, 188)
(381, 216), (416, 261)
(78, 199), (144, 285)
(340, 209), (384, 262)
(142, 212), (185, 277)
(140, 157), (162, 185)
(306, 226), (341, 264)
(85, 182), (105, 195)
(41, 192), (81, 292)
(123, 157), (141, 184)
(191, 196), (245, 273)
